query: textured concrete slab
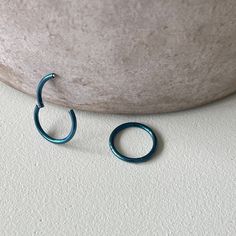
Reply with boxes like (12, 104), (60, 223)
(0, 0), (236, 114)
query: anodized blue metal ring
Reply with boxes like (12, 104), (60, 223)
(34, 73), (77, 144)
(109, 122), (158, 163)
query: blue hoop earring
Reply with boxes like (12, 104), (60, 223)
(109, 122), (158, 163)
(34, 73), (77, 144)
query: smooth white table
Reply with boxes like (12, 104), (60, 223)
(0, 82), (236, 236)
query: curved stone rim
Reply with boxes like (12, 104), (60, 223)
(1, 77), (235, 115)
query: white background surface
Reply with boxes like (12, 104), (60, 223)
(0, 82), (236, 236)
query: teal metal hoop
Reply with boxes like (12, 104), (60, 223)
(34, 73), (77, 144)
(109, 122), (158, 163)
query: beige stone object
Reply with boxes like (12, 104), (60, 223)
(0, 0), (236, 114)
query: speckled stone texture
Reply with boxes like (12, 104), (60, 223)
(0, 0), (236, 114)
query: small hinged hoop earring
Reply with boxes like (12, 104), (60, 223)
(109, 122), (158, 163)
(34, 73), (77, 144)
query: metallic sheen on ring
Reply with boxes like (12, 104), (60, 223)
(109, 122), (158, 163)
(34, 73), (77, 144)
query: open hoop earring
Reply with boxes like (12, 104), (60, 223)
(34, 73), (77, 144)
